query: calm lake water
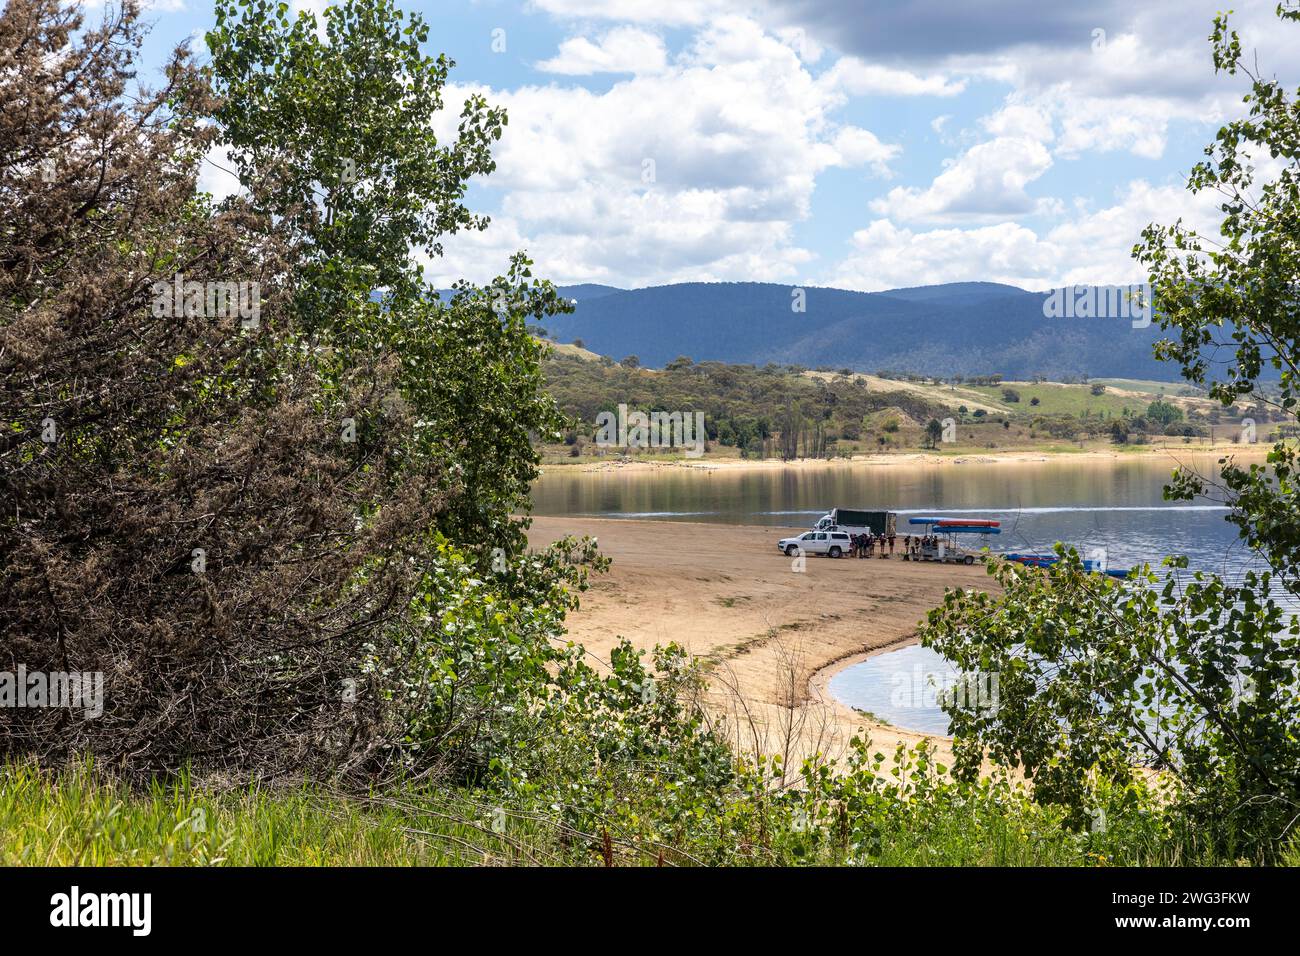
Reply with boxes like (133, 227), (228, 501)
(531, 452), (1278, 734)
(531, 454), (1260, 574)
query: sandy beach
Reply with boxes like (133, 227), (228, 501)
(542, 441), (1271, 475)
(529, 516), (993, 774)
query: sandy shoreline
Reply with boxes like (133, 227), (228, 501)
(529, 516), (991, 771)
(541, 442), (1269, 475)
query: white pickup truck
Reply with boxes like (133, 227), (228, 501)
(776, 530), (852, 558)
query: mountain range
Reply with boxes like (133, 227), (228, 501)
(543, 281), (1174, 380)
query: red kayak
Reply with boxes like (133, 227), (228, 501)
(935, 518), (1000, 528)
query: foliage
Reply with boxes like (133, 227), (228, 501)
(0, 0), (575, 780)
(207, 0), (570, 555)
(207, 0), (503, 315)
(924, 4), (1300, 863)
(543, 353), (950, 452)
(1, 0), (440, 774)
(1146, 399), (1183, 427)
(1, 739), (1198, 866)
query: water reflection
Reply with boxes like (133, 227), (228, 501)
(531, 454), (1257, 574)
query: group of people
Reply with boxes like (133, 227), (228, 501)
(903, 534), (942, 560)
(846, 531), (948, 559)
(849, 531), (895, 558)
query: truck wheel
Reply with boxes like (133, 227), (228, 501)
(963, 554), (975, 565)
(829, 546), (842, 558)
(785, 545), (799, 557)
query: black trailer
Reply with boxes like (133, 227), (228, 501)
(822, 509), (896, 536)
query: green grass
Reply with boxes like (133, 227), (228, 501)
(1090, 377), (1204, 397)
(964, 382), (1145, 418)
(0, 762), (564, 866)
(5, 760), (1289, 866)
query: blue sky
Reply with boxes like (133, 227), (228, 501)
(132, 0), (1300, 291)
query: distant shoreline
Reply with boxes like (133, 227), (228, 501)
(540, 441), (1274, 475)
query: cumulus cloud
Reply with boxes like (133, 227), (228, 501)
(825, 177), (1225, 292)
(830, 127), (901, 176)
(429, 16), (899, 287)
(526, 0), (733, 27)
(819, 57), (966, 97)
(535, 27), (669, 75)
(870, 136), (1053, 223)
(432, 0), (1297, 289)
(822, 219), (1057, 291)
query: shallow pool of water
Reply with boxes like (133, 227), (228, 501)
(827, 644), (959, 736)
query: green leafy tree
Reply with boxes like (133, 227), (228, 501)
(924, 5), (1300, 861)
(207, 0), (503, 315)
(207, 0), (569, 556)
(1146, 399), (1183, 427)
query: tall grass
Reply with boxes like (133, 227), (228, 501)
(0, 762), (559, 866)
(3, 760), (1286, 866)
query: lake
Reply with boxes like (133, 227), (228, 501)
(531, 454), (1260, 573)
(531, 452), (1277, 734)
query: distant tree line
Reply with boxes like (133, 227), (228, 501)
(543, 354), (951, 460)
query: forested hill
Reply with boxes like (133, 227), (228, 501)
(543, 281), (1170, 380)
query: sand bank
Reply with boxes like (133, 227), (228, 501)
(528, 516), (994, 773)
(542, 442), (1270, 476)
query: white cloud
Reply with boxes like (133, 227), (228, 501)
(429, 16), (898, 288)
(526, 0), (731, 27)
(870, 136), (1053, 223)
(980, 103), (1054, 144)
(819, 57), (966, 98)
(775, 26), (826, 64)
(830, 127), (900, 177)
(955, 25), (1250, 162)
(441, 0), (1300, 290)
(823, 219), (1057, 291)
(825, 177), (1225, 292)
(535, 27), (668, 75)
(1042, 179), (1222, 287)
